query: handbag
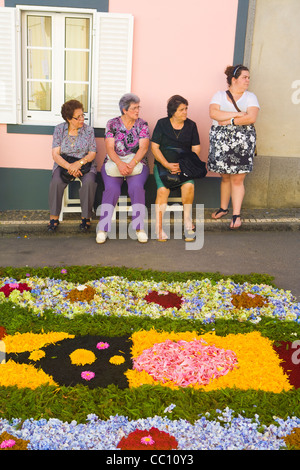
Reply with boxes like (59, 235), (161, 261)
(156, 148), (184, 189)
(105, 153), (143, 177)
(179, 151), (207, 179)
(157, 147), (206, 189)
(157, 162), (182, 189)
(60, 154), (92, 183)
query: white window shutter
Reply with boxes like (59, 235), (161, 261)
(92, 13), (134, 129)
(0, 8), (18, 124)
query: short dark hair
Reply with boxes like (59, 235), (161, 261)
(167, 95), (188, 118)
(61, 100), (84, 121)
(224, 64), (249, 85)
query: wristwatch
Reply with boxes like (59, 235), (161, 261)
(79, 159), (85, 166)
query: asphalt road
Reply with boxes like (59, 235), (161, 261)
(0, 230), (299, 300)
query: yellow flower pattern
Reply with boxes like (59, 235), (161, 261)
(125, 329), (292, 393)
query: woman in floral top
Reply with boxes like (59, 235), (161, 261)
(96, 93), (150, 244)
(48, 100), (97, 232)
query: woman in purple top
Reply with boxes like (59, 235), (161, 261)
(96, 93), (150, 244)
(48, 99), (97, 232)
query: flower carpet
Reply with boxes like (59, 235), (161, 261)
(1, 267), (300, 451)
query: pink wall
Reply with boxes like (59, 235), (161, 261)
(109, 0), (238, 170)
(0, 0), (238, 171)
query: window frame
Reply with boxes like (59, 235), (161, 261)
(20, 7), (93, 125)
(0, 5), (134, 132)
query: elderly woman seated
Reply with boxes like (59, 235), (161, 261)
(151, 95), (201, 241)
(96, 93), (150, 244)
(47, 99), (97, 232)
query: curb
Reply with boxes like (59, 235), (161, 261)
(1, 217), (299, 236)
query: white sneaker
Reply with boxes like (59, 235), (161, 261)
(136, 230), (148, 243)
(96, 230), (107, 244)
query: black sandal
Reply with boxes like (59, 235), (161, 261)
(47, 219), (59, 232)
(230, 214), (241, 229)
(212, 208), (229, 219)
(79, 218), (91, 231)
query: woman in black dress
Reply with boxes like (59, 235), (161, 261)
(151, 95), (201, 241)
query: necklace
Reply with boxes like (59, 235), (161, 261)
(170, 118), (184, 139)
(68, 132), (78, 147)
(172, 126), (183, 139)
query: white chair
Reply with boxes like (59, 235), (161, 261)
(96, 195), (183, 221)
(112, 195), (132, 221)
(59, 178), (82, 221)
(165, 197), (183, 214)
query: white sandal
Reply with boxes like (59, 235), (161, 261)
(136, 230), (148, 243)
(96, 230), (108, 244)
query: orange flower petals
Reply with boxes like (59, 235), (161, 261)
(0, 360), (57, 389)
(4, 332), (74, 354)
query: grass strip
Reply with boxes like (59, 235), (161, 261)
(1, 384), (300, 426)
(0, 265), (276, 287)
(1, 301), (300, 342)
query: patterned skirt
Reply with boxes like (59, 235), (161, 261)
(207, 124), (256, 174)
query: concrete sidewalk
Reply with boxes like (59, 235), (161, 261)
(0, 207), (299, 235)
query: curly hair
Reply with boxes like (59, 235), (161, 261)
(225, 65), (249, 86)
(61, 100), (84, 122)
(167, 95), (188, 118)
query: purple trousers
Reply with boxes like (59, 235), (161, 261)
(98, 163), (149, 232)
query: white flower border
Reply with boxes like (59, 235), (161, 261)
(1, 276), (299, 324)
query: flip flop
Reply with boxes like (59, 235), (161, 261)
(230, 215), (241, 229)
(212, 208), (229, 219)
(47, 219), (59, 232)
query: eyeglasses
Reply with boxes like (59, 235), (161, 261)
(128, 106), (141, 111)
(72, 114), (85, 120)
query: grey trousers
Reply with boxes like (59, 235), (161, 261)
(48, 167), (97, 218)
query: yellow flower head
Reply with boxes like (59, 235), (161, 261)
(109, 355), (125, 365)
(69, 349), (96, 366)
(29, 350), (46, 361)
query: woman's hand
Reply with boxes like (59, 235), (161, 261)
(68, 161), (83, 177)
(166, 162), (181, 174)
(117, 160), (131, 176)
(126, 158), (138, 175)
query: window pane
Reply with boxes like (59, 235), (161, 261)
(65, 83), (88, 110)
(27, 81), (51, 111)
(65, 17), (90, 49)
(27, 16), (51, 47)
(28, 49), (51, 80)
(26, 15), (52, 112)
(65, 51), (89, 82)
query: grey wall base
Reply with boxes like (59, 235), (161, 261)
(1, 158), (299, 212)
(0, 169), (221, 211)
(244, 155), (300, 208)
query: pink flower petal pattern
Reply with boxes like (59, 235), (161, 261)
(133, 339), (238, 387)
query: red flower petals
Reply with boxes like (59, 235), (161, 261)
(144, 291), (182, 309)
(0, 326), (6, 340)
(0, 283), (31, 298)
(273, 341), (300, 389)
(117, 427), (178, 450)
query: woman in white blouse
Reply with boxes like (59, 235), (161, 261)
(207, 65), (260, 229)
